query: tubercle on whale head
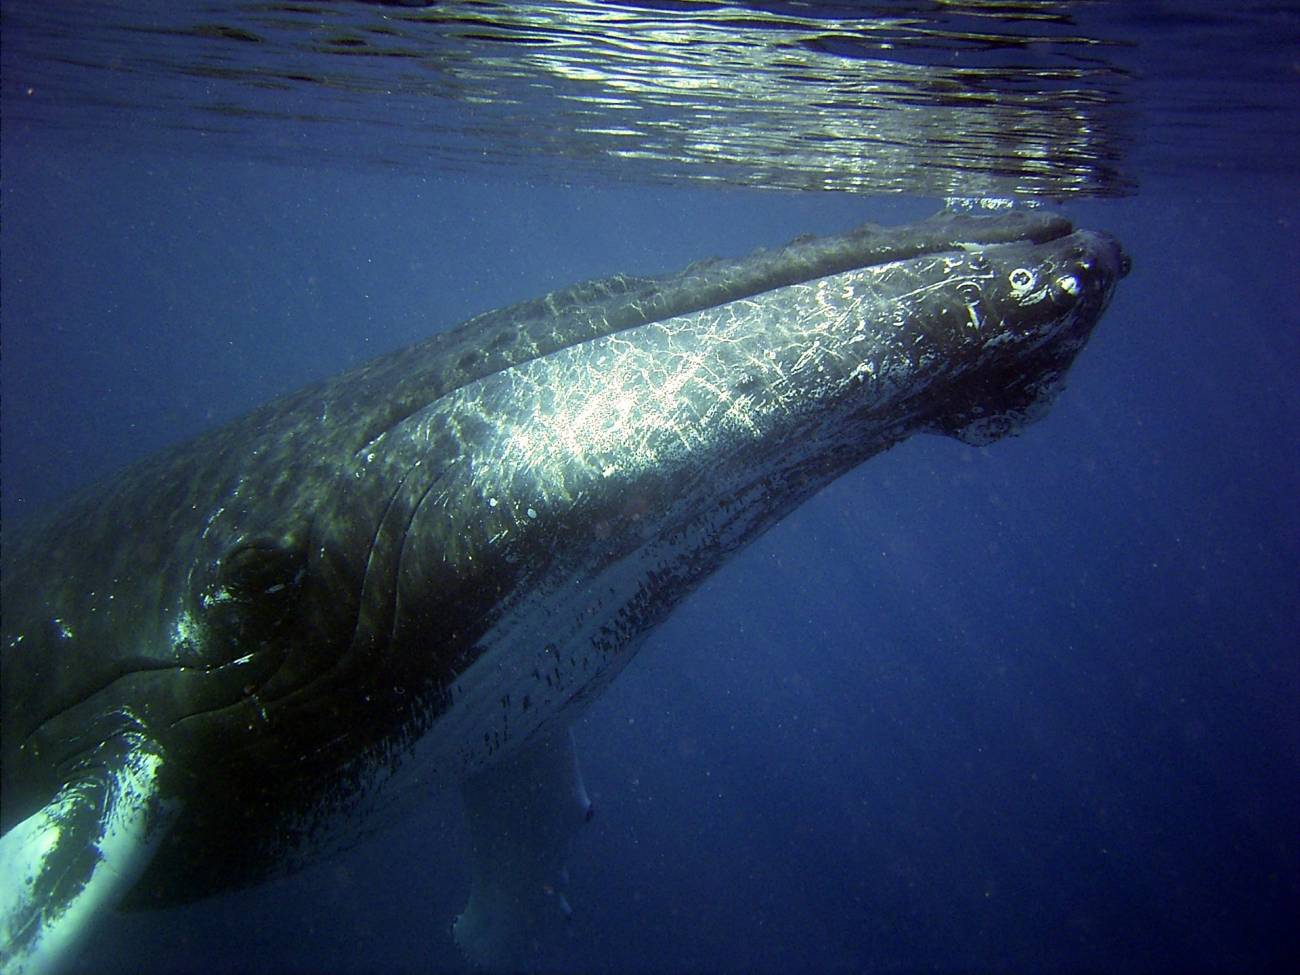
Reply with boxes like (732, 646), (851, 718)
(916, 226), (1130, 446)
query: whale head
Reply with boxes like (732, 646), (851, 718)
(180, 210), (1130, 804)
(1, 210), (1128, 929)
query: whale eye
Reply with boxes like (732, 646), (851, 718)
(197, 537), (306, 658)
(217, 540), (303, 600)
(1008, 267), (1036, 293)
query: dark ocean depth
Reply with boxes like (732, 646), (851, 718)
(2, 3), (1297, 973)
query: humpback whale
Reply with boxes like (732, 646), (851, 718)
(0, 210), (1127, 974)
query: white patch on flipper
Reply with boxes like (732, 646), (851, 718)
(0, 731), (175, 975)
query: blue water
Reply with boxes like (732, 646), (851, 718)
(2, 7), (1298, 975)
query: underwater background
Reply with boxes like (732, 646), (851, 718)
(2, 2), (1296, 972)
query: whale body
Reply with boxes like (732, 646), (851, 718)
(0, 211), (1127, 973)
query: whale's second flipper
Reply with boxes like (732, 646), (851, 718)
(0, 727), (174, 975)
(454, 728), (593, 970)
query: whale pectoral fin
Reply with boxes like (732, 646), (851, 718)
(0, 729), (175, 975)
(454, 727), (594, 970)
